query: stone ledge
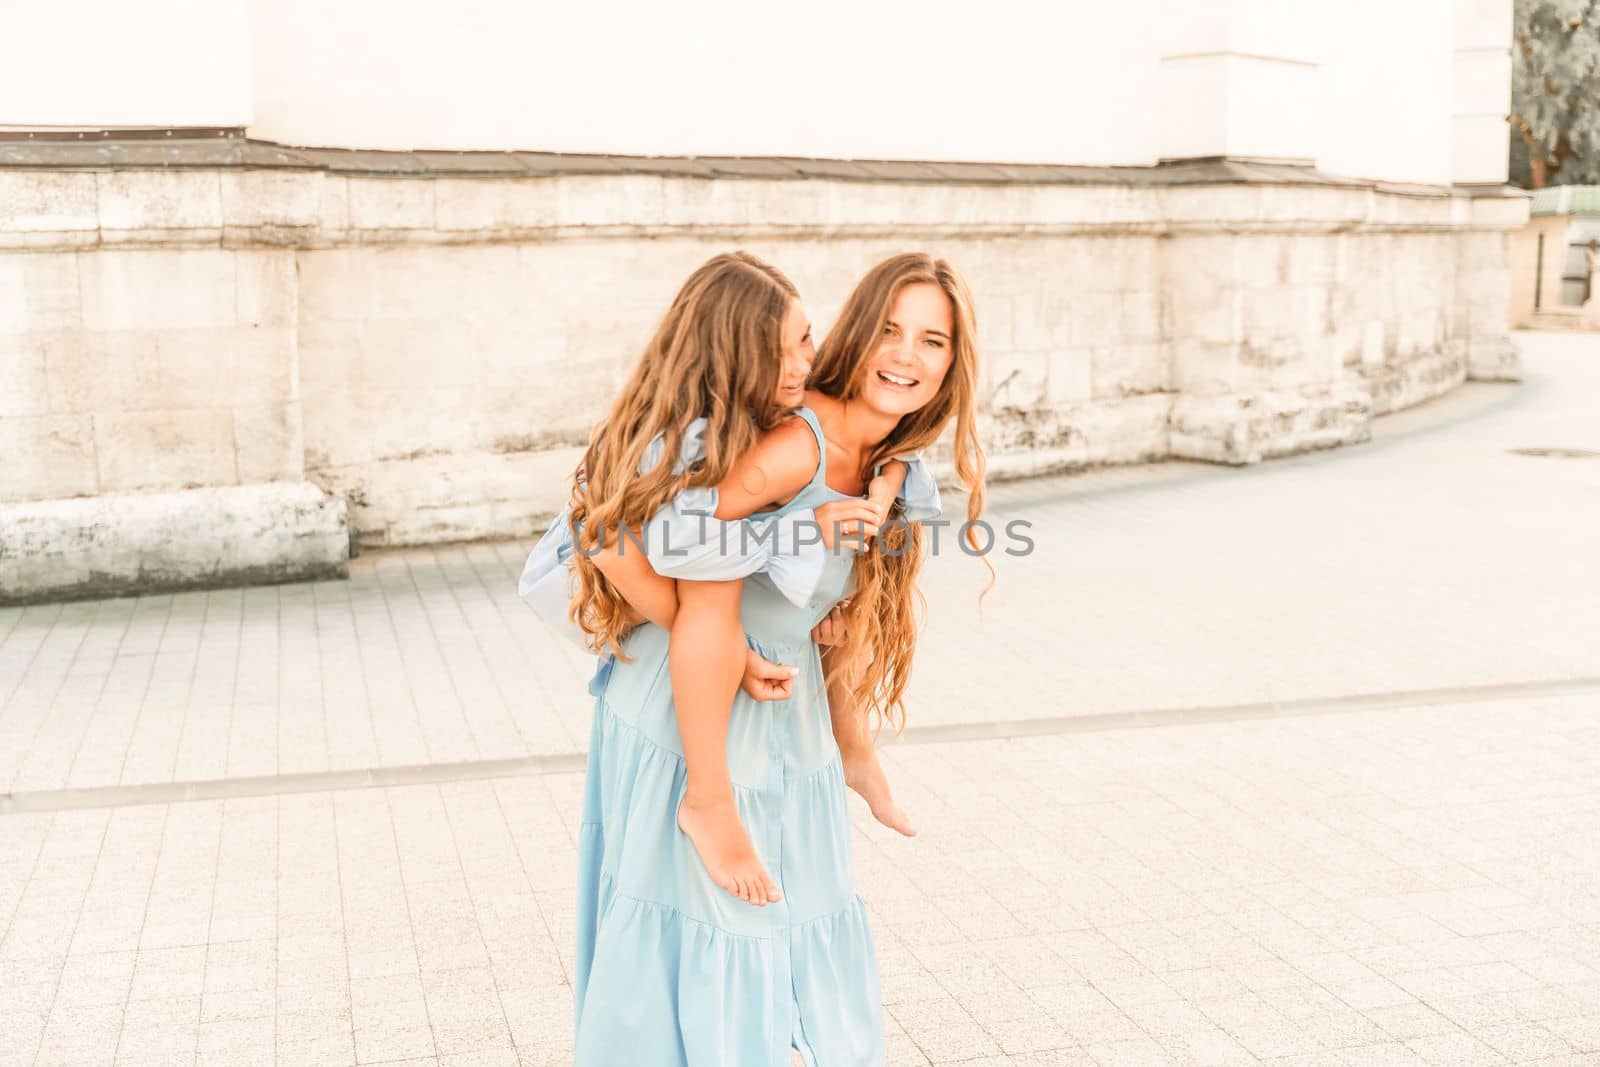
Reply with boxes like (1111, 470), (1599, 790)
(0, 133), (1469, 192)
(1356, 343), (1469, 416)
(0, 173), (1531, 255)
(313, 447), (583, 549)
(1169, 383), (1374, 465)
(0, 481), (349, 604)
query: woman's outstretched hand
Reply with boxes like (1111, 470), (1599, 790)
(740, 648), (797, 702)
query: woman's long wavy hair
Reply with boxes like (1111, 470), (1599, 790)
(567, 252), (797, 658)
(809, 253), (988, 739)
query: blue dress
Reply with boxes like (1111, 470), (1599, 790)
(518, 407), (940, 1067)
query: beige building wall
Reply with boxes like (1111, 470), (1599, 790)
(0, 161), (1525, 602)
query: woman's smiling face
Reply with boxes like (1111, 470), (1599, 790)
(859, 282), (954, 417)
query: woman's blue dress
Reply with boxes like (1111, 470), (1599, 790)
(518, 407), (940, 1067)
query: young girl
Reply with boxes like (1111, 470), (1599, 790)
(520, 252), (938, 906)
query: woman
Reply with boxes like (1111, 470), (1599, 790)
(530, 252), (986, 1065)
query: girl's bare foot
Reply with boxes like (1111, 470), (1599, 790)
(677, 793), (782, 905)
(841, 746), (916, 837)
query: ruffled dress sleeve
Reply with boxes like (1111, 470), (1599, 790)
(517, 500), (588, 651)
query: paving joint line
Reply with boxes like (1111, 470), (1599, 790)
(3, 674), (1595, 815)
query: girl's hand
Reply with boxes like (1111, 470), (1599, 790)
(811, 603), (848, 647)
(864, 458), (906, 526)
(741, 648), (797, 702)
(813, 499), (881, 550)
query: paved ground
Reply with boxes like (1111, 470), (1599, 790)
(2, 692), (1598, 1067)
(1, 330), (1598, 1065)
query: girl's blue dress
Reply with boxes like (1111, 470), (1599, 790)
(519, 407), (939, 1067)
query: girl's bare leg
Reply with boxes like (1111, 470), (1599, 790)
(670, 580), (782, 905)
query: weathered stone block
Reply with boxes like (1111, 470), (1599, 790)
(350, 245), (520, 323)
(234, 402), (303, 482)
(0, 172), (97, 234)
(295, 318), (365, 394)
(0, 336), (49, 416)
(1286, 237), (1338, 285)
(347, 178), (434, 230)
(98, 170), (223, 233)
(235, 250), (298, 327)
(1045, 348), (1093, 405)
(154, 326), (296, 407)
(93, 409), (238, 492)
(357, 318), (477, 389)
(1009, 292), (1072, 351)
(1395, 310), (1443, 357)
(433, 177), (560, 231)
(41, 330), (162, 413)
(1069, 293), (1121, 346)
(220, 170), (322, 230)
(1356, 344), (1467, 415)
(324, 446), (583, 547)
(1169, 383), (1372, 465)
(1171, 339), (1240, 394)
(0, 481), (348, 605)
(1360, 320), (1386, 367)
(294, 250), (373, 322)
(1466, 337), (1522, 382)
(1233, 235), (1289, 287)
(1243, 287), (1299, 347)
(1092, 343), (1169, 398)
(1293, 285), (1330, 338)
(302, 387), (381, 469)
(981, 394), (1172, 476)
(305, 384), (481, 469)
(0, 252), (81, 334)
(556, 175), (666, 229)
(1233, 337), (1319, 392)
(79, 250), (236, 331)
(1119, 292), (1164, 342)
(0, 414), (97, 501)
(1183, 288), (1244, 346)
(317, 174), (351, 234)
(819, 181), (908, 231)
(973, 293), (1017, 351)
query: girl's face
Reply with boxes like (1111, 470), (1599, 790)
(860, 282), (954, 416)
(778, 299), (816, 408)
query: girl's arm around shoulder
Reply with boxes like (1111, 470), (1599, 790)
(711, 416), (821, 521)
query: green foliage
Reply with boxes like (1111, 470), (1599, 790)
(1512, 0), (1600, 186)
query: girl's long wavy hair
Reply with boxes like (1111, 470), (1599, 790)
(567, 252), (797, 658)
(809, 253), (988, 738)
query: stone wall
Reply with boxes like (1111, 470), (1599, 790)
(0, 147), (1527, 602)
